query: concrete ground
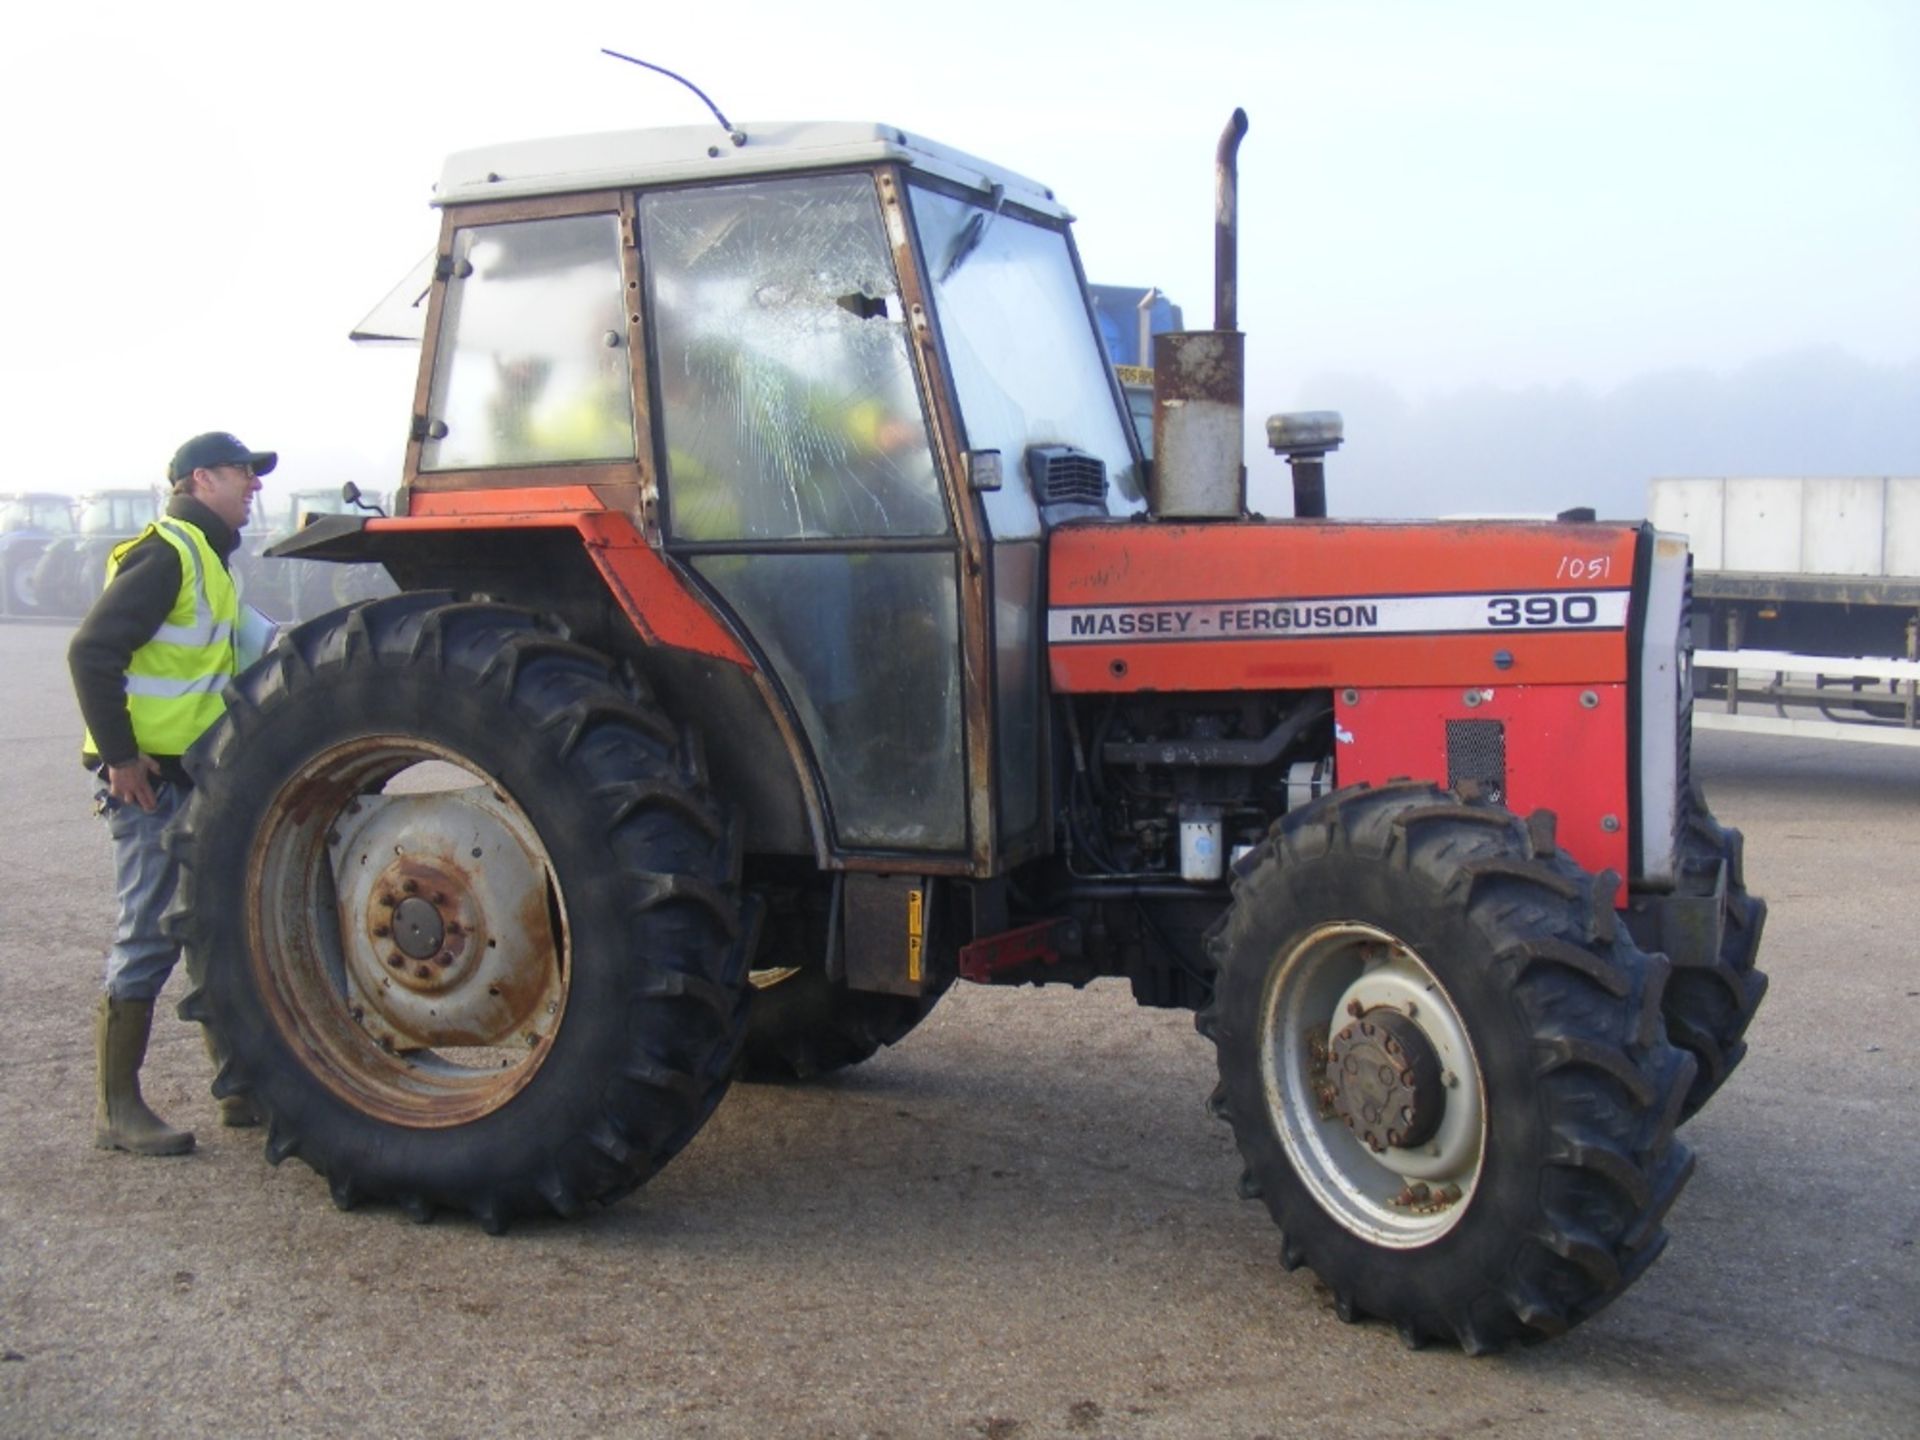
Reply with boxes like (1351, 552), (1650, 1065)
(1, 617), (1915, 1439)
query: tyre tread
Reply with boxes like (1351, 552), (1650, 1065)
(1200, 781), (1697, 1352)
(173, 594), (749, 1229)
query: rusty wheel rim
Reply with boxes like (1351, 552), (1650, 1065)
(247, 737), (569, 1127)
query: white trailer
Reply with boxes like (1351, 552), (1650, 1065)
(1649, 476), (1920, 745)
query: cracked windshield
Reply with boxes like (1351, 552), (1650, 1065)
(643, 174), (945, 541)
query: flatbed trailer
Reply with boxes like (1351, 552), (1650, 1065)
(1652, 476), (1920, 742)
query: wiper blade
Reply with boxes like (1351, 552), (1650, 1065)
(940, 183), (1007, 282)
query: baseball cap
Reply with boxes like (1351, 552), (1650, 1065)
(168, 431), (279, 483)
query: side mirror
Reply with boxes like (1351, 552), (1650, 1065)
(341, 483), (387, 518)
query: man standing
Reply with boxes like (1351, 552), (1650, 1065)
(70, 431), (273, 1155)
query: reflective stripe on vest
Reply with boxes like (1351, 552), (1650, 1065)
(80, 518), (239, 757)
(149, 525), (234, 649)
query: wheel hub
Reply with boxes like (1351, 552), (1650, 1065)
(390, 895), (447, 961)
(368, 861), (479, 995)
(328, 786), (563, 1051)
(1326, 1005), (1444, 1153)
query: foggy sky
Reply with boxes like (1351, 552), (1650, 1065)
(6, 1), (1914, 521)
(1266, 348), (1920, 520)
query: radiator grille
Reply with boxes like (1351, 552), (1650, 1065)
(1446, 719), (1507, 804)
(1035, 451), (1108, 506)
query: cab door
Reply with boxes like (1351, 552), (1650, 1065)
(639, 173), (968, 856)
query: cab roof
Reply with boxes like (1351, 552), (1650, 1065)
(434, 120), (1070, 219)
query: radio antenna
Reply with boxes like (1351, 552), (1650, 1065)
(600, 50), (747, 147)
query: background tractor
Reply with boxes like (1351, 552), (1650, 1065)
(174, 110), (1766, 1353)
(31, 488), (160, 617)
(0, 492), (75, 616)
(235, 487), (398, 622)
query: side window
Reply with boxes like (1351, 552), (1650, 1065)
(421, 214), (635, 472)
(641, 175), (947, 541)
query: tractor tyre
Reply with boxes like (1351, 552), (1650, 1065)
(1646, 792), (1769, 1120)
(29, 544), (79, 616)
(739, 880), (945, 1082)
(333, 561), (398, 610)
(295, 564), (338, 622)
(1200, 781), (1696, 1353)
(1, 537), (45, 610)
(169, 593), (750, 1230)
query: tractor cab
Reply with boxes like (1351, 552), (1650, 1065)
(332, 122), (1144, 866)
(0, 493), (76, 536)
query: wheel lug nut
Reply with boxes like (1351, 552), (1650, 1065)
(373, 925), (390, 938)
(403, 879), (419, 895)
(432, 891), (447, 905)
(1346, 1000), (1365, 1018)
(386, 954), (404, 969)
(415, 965), (432, 980)
(435, 951), (453, 968)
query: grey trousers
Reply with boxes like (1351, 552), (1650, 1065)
(95, 776), (186, 1002)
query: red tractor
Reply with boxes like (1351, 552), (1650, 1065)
(176, 111), (1765, 1352)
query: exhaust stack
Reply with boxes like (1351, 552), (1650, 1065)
(1150, 109), (1249, 520)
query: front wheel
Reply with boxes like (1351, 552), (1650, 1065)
(1202, 782), (1696, 1352)
(171, 595), (750, 1229)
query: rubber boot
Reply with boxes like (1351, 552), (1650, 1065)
(201, 1028), (260, 1128)
(94, 995), (195, 1156)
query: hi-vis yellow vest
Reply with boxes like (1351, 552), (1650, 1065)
(81, 518), (239, 758)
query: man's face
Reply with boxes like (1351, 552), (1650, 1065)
(192, 463), (262, 530)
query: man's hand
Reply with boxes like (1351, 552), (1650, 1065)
(107, 755), (163, 813)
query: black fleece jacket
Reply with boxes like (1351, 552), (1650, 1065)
(69, 494), (241, 786)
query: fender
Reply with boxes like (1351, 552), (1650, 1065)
(268, 487), (751, 667)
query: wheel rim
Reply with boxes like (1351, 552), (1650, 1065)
(247, 736), (569, 1127)
(1257, 921), (1486, 1247)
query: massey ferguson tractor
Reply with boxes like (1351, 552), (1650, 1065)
(174, 110), (1767, 1352)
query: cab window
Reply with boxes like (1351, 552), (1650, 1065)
(422, 214), (635, 472)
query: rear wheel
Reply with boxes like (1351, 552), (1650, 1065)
(171, 594), (750, 1229)
(295, 564), (338, 622)
(739, 877), (945, 1082)
(2, 550), (40, 615)
(1643, 793), (1768, 1119)
(29, 544), (79, 616)
(1202, 782), (1695, 1352)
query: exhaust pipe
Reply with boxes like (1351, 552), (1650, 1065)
(1214, 107), (1249, 331)
(1151, 109), (1250, 520)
